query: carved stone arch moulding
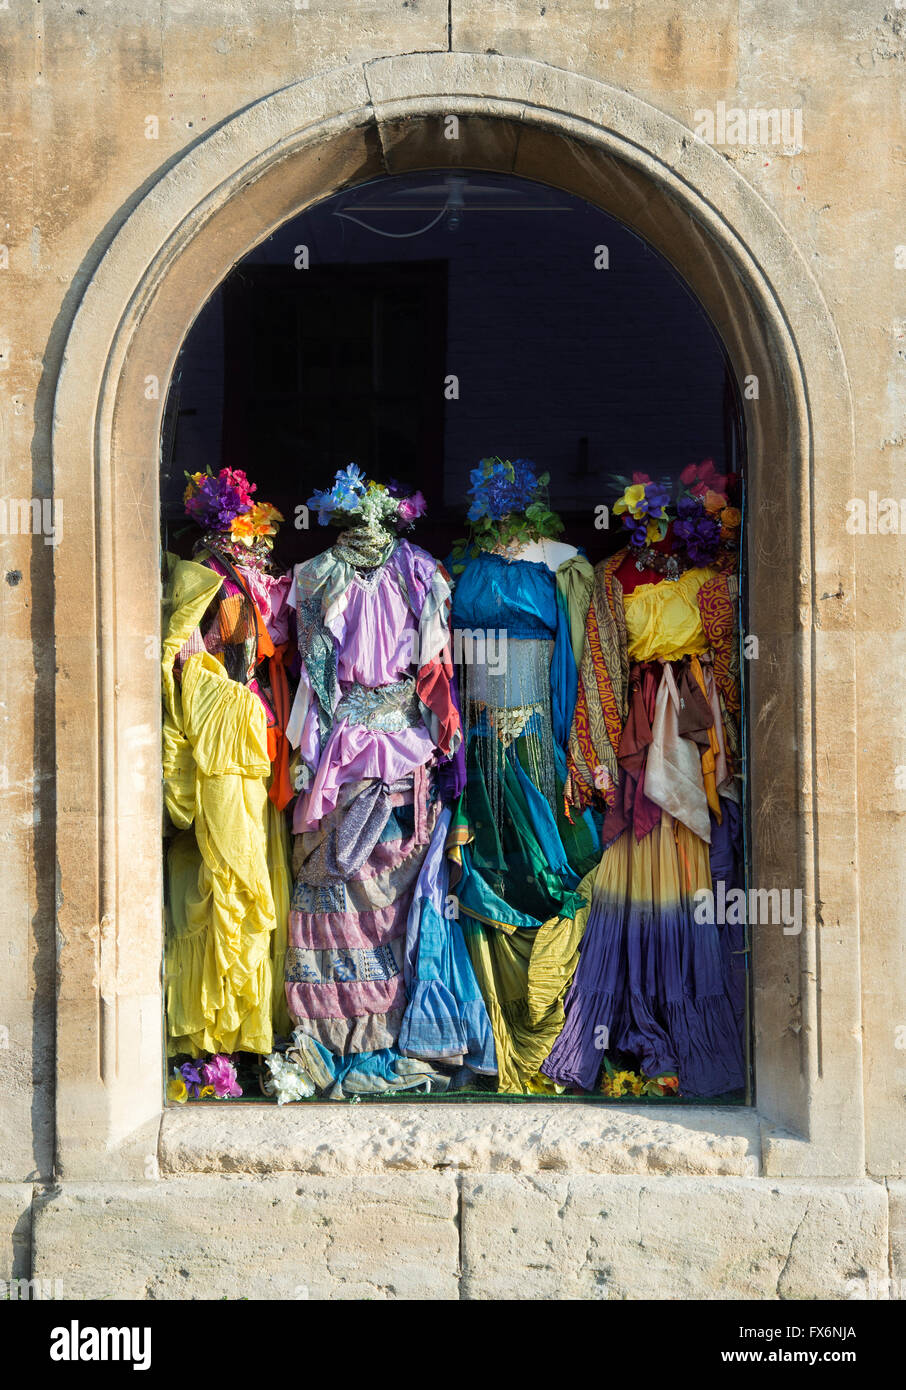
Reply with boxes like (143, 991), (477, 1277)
(51, 52), (858, 1181)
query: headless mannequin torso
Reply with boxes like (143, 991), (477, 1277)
(497, 536), (578, 572)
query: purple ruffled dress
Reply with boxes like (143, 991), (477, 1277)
(284, 540), (465, 1060)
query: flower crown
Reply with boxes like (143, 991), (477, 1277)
(183, 467), (283, 550)
(466, 456), (546, 522)
(613, 461), (741, 567)
(307, 465), (426, 530)
(451, 456), (564, 570)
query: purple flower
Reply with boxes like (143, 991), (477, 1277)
(179, 1061), (205, 1099)
(642, 482), (670, 518)
(674, 503), (722, 565)
(185, 473), (252, 531)
(676, 494), (701, 520)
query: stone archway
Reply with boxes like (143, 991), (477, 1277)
(51, 52), (859, 1181)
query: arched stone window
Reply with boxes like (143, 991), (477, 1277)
(52, 55), (858, 1181)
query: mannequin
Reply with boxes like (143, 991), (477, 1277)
(280, 467), (492, 1098)
(447, 458), (600, 1093)
(546, 470), (745, 1099)
(162, 468), (292, 1060)
(499, 536), (579, 572)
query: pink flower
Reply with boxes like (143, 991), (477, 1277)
(631, 471), (652, 485)
(397, 491), (427, 524)
(201, 1054), (242, 1099)
(220, 469), (256, 508)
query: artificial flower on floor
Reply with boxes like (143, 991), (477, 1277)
(166, 1054), (243, 1102)
(202, 1054), (243, 1098)
(167, 1075), (188, 1105)
(262, 1050), (316, 1105)
(600, 1057), (681, 1099)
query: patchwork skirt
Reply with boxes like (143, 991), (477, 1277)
(285, 772), (438, 1055)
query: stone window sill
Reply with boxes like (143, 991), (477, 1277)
(159, 1101), (768, 1177)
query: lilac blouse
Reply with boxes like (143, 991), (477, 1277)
(287, 542), (453, 833)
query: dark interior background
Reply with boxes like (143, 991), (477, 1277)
(160, 168), (744, 567)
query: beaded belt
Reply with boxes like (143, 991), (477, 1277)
(334, 676), (423, 732)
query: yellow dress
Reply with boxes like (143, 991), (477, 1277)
(162, 555), (289, 1056)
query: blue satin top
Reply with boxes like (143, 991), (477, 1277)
(451, 552), (558, 639)
(450, 550), (584, 749)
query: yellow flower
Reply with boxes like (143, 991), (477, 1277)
(182, 472), (206, 504)
(230, 514), (256, 545)
(198, 1085), (215, 1099)
(167, 1076), (188, 1105)
(645, 518), (664, 544)
(255, 501), (283, 523)
(524, 1073), (566, 1096)
(250, 502), (283, 535)
(613, 483), (647, 519)
(603, 1069), (646, 1099)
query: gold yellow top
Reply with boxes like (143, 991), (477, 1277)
(623, 565), (718, 663)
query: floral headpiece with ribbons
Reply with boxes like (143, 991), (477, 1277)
(307, 465), (426, 531)
(183, 467), (283, 550)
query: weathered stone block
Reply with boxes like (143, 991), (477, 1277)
(32, 1176), (459, 1300)
(460, 1175), (887, 1300)
(0, 1184), (33, 1282)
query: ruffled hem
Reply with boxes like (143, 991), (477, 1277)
(540, 825), (745, 1095)
(541, 986), (674, 1092)
(289, 902), (410, 951)
(166, 904), (275, 1057)
(286, 973), (407, 1021)
(291, 1008), (405, 1056)
(542, 974), (745, 1097)
(398, 982), (497, 1074)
